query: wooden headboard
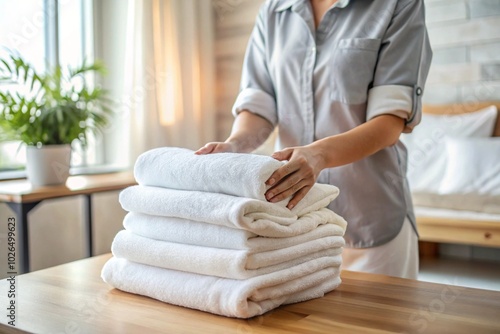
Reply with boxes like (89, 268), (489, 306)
(423, 102), (500, 137)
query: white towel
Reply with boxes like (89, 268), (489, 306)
(111, 230), (344, 279)
(134, 147), (285, 200)
(123, 212), (346, 251)
(102, 257), (342, 318)
(119, 185), (343, 237)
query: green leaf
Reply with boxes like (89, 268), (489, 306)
(0, 59), (11, 72)
(23, 66), (29, 84)
(13, 57), (21, 79)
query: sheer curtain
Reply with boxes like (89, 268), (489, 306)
(122, 0), (216, 165)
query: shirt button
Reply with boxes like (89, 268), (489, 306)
(416, 87), (422, 96)
(311, 46), (317, 53)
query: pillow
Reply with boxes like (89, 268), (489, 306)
(440, 137), (500, 195)
(402, 105), (498, 193)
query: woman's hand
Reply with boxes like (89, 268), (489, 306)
(195, 111), (275, 155)
(263, 115), (405, 209)
(265, 145), (326, 209)
(195, 142), (236, 155)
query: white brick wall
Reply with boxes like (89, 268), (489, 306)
(423, 0), (500, 104)
(470, 42), (500, 62)
(426, 0), (468, 24)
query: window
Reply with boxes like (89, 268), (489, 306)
(0, 0), (45, 172)
(0, 0), (100, 176)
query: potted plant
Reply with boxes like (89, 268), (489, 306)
(0, 54), (112, 187)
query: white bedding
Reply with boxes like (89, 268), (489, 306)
(403, 105), (498, 193)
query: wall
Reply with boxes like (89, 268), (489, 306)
(213, 0), (264, 141)
(424, 0), (500, 104)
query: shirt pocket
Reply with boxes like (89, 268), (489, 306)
(330, 38), (381, 104)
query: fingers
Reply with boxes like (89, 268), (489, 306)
(195, 142), (233, 155)
(271, 148), (293, 161)
(266, 177), (310, 204)
(212, 144), (231, 153)
(194, 143), (216, 155)
(265, 147), (317, 209)
(287, 186), (312, 210)
(266, 147), (299, 185)
(265, 158), (300, 186)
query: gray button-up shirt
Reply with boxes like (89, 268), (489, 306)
(232, 0), (432, 248)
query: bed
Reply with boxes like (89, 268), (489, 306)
(415, 102), (500, 253)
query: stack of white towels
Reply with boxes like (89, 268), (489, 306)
(101, 147), (347, 318)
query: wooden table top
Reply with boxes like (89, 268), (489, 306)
(0, 172), (136, 203)
(0, 254), (499, 334)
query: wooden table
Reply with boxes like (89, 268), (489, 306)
(0, 172), (136, 274)
(0, 254), (499, 333)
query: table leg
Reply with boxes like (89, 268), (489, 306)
(83, 194), (93, 257)
(6, 202), (41, 274)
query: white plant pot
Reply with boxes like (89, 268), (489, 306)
(26, 144), (71, 187)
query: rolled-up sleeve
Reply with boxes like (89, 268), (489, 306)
(366, 0), (432, 133)
(232, 5), (278, 126)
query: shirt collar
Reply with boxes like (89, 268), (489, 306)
(275, 0), (351, 12)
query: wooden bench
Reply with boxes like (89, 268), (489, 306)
(417, 212), (500, 257)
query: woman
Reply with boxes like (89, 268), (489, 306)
(196, 0), (432, 279)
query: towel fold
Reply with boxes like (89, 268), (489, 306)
(134, 147), (286, 200)
(119, 185), (344, 237)
(102, 257), (341, 318)
(123, 212), (346, 251)
(112, 230), (344, 279)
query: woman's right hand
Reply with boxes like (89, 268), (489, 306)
(194, 142), (236, 155)
(195, 111), (274, 155)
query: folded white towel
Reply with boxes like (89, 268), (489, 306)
(134, 147), (285, 200)
(102, 257), (341, 318)
(111, 230), (344, 279)
(123, 212), (346, 251)
(119, 185), (343, 237)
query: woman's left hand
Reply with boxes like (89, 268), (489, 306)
(265, 145), (326, 209)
